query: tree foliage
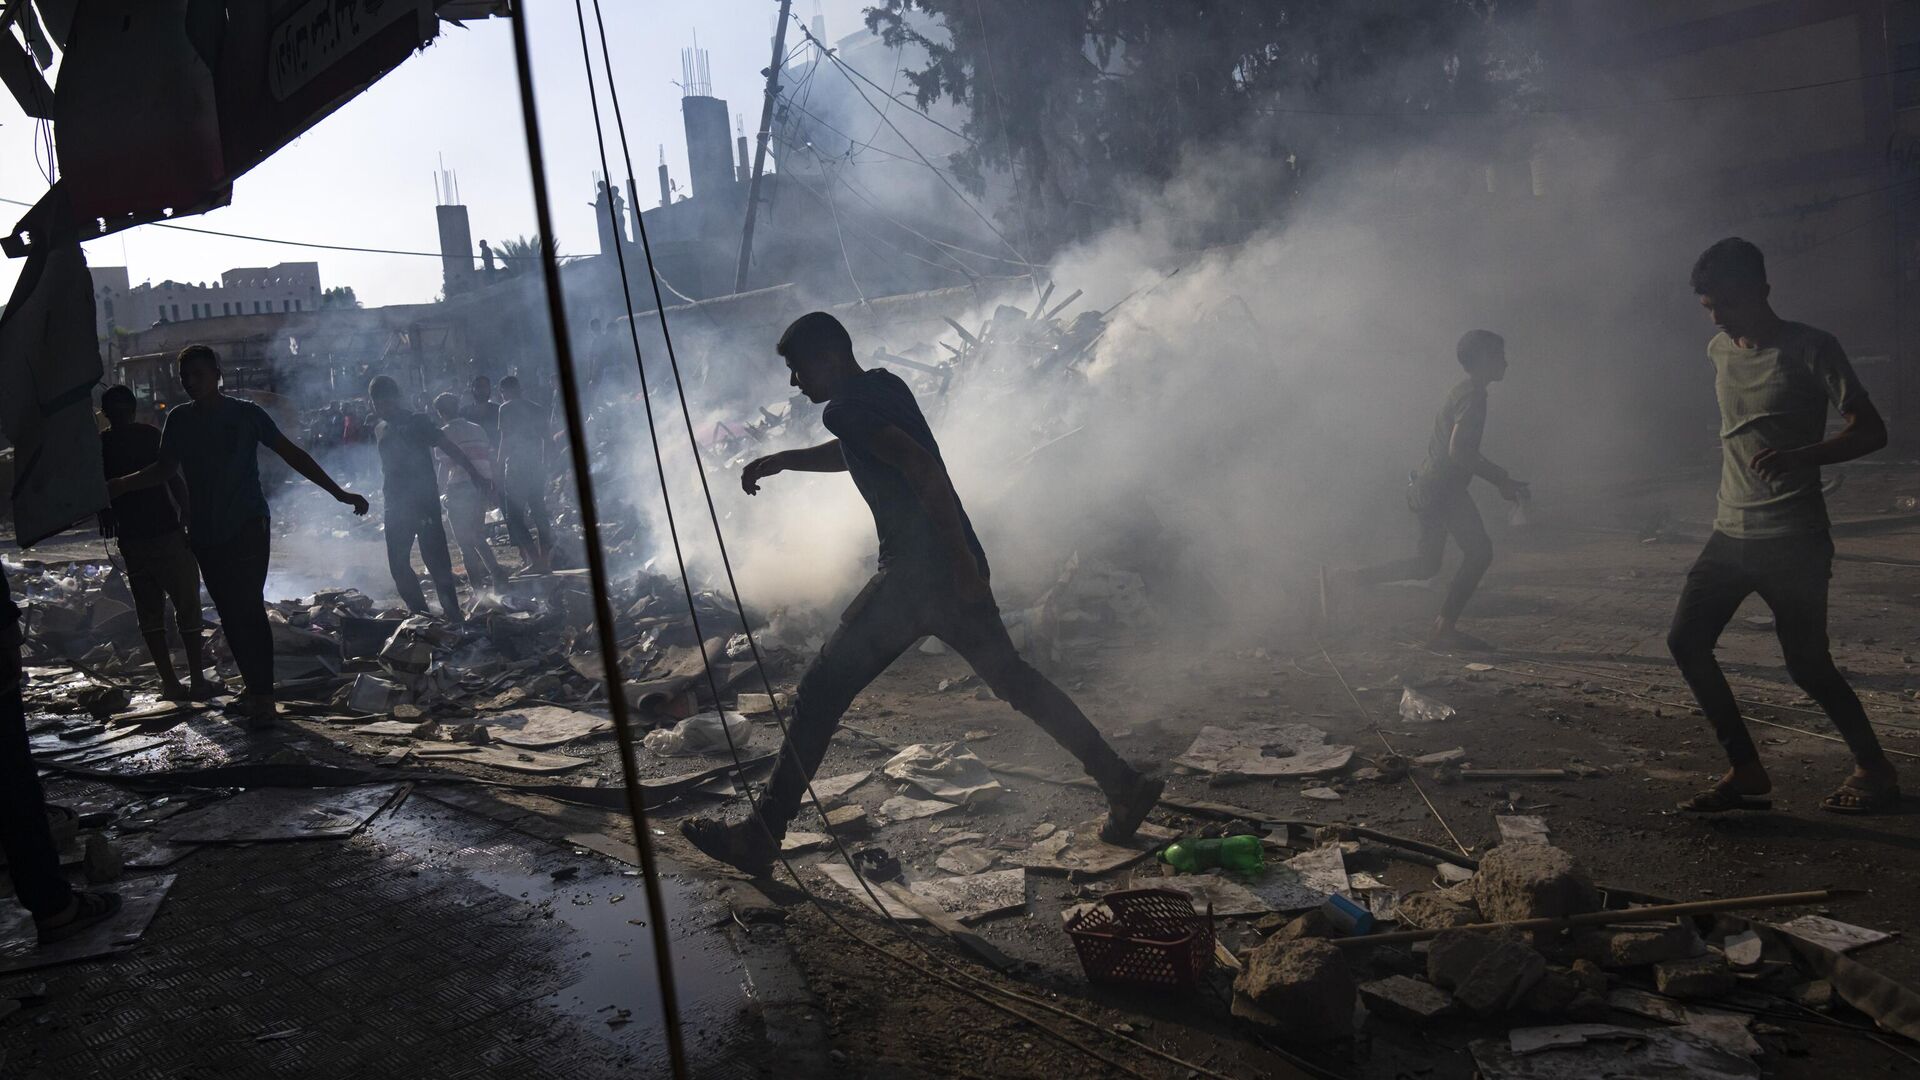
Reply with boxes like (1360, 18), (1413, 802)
(320, 285), (361, 309)
(864, 1), (1535, 250)
(493, 234), (562, 276)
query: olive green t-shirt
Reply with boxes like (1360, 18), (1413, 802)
(1710, 321), (1869, 539)
(1410, 379), (1487, 509)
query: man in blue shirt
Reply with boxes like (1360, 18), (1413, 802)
(683, 313), (1160, 876)
(108, 345), (369, 730)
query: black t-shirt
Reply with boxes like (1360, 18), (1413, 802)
(821, 369), (987, 574)
(376, 410), (442, 508)
(100, 422), (180, 539)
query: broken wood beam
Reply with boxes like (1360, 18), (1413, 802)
(1330, 888), (1850, 949)
(876, 880), (1019, 972)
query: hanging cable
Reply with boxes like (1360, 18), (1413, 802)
(503, 6), (689, 1078)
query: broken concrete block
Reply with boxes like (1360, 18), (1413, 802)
(82, 834), (122, 884)
(1454, 937), (1547, 1017)
(1231, 938), (1356, 1042)
(1575, 921), (1702, 968)
(1271, 909), (1332, 943)
(1654, 953), (1736, 1000)
(1470, 844), (1597, 924)
(1790, 979), (1833, 1011)
(1723, 929), (1763, 969)
(1428, 928), (1516, 991)
(1395, 889), (1480, 931)
(1360, 975), (1454, 1024)
(824, 805), (871, 834)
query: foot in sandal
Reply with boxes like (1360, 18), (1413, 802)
(34, 889), (124, 945)
(1678, 762), (1772, 813)
(1821, 761), (1901, 815)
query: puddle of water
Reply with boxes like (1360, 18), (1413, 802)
(364, 796), (754, 1062)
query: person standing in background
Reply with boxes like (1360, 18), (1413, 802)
(495, 375), (555, 575)
(98, 385), (217, 702)
(434, 391), (505, 592)
(107, 345), (370, 730)
(368, 376), (489, 620)
(461, 374), (500, 448)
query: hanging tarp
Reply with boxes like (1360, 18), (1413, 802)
(0, 240), (107, 546)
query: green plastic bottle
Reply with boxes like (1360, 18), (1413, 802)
(1158, 835), (1265, 876)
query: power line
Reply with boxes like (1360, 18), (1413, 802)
(1250, 63), (1920, 119)
(0, 193), (587, 261)
(794, 15), (977, 147)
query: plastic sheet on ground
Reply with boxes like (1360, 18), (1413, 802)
(1400, 688), (1457, 723)
(642, 711), (751, 755)
(1125, 869), (1270, 916)
(820, 862), (1027, 924)
(877, 795), (960, 822)
(1770, 914), (1896, 954)
(0, 874), (175, 974)
(1470, 1025), (1757, 1080)
(1173, 723), (1354, 779)
(163, 785), (400, 843)
(881, 741), (1004, 805)
(1245, 844), (1350, 912)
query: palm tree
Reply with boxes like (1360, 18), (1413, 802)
(493, 234), (561, 276)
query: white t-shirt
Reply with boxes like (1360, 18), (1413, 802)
(436, 417), (493, 491)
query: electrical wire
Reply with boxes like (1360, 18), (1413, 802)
(576, 4), (1341, 1077)
(503, 6), (689, 1078)
(1248, 63), (1920, 119)
(1318, 644), (1472, 859)
(795, 16), (977, 147)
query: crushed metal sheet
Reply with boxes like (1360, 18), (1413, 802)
(164, 785), (400, 843)
(1771, 914), (1897, 954)
(0, 874), (175, 974)
(881, 742), (1004, 805)
(877, 795), (960, 822)
(1173, 723), (1354, 779)
(1472, 1025), (1757, 1080)
(1010, 819), (1177, 876)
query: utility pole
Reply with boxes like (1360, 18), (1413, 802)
(734, 0), (793, 295)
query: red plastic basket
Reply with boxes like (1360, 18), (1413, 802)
(1065, 888), (1215, 990)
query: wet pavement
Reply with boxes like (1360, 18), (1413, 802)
(0, 774), (800, 1079)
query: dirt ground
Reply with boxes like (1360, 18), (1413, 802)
(652, 462), (1920, 1080)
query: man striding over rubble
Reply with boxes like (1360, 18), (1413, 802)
(1671, 238), (1901, 815)
(682, 312), (1162, 875)
(1348, 329), (1528, 650)
(369, 375), (489, 620)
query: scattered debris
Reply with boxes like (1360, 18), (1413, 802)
(1495, 815), (1551, 846)
(642, 711), (752, 755)
(1173, 723), (1354, 779)
(1772, 914), (1897, 954)
(881, 742), (1004, 805)
(1232, 937), (1356, 1041)
(1399, 688), (1456, 723)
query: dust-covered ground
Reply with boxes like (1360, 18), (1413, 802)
(652, 460), (1920, 1080)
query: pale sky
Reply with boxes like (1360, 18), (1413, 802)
(0, 0), (877, 309)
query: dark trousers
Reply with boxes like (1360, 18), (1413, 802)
(193, 517), (275, 699)
(2, 680), (74, 918)
(385, 499), (460, 615)
(1667, 530), (1883, 767)
(1355, 490), (1493, 623)
(502, 486), (554, 556)
(756, 564), (1136, 835)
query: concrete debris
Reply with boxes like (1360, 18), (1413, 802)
(1472, 1025), (1758, 1080)
(1395, 889), (1481, 930)
(1232, 937), (1356, 1042)
(1654, 953), (1736, 1000)
(1452, 936), (1548, 1017)
(1574, 921), (1703, 968)
(934, 846), (998, 876)
(1413, 747), (1467, 766)
(822, 806), (872, 834)
(1360, 974), (1456, 1023)
(1470, 844), (1597, 925)
(1011, 820), (1177, 876)
(1300, 786), (1342, 801)
(881, 741), (1004, 805)
(877, 795), (961, 823)
(1173, 723), (1354, 779)
(808, 770), (873, 806)
(1722, 929), (1764, 969)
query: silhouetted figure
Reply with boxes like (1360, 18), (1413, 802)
(369, 375), (489, 620)
(681, 312), (1161, 876)
(1670, 238), (1900, 815)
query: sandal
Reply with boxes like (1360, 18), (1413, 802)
(1678, 787), (1772, 813)
(35, 889), (124, 945)
(1821, 780), (1901, 815)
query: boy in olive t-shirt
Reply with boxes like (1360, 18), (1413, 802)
(1670, 238), (1900, 815)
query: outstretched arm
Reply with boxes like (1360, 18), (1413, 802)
(1752, 399), (1887, 479)
(866, 426), (987, 603)
(106, 458), (179, 498)
(739, 439), (845, 494)
(269, 432), (370, 515)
